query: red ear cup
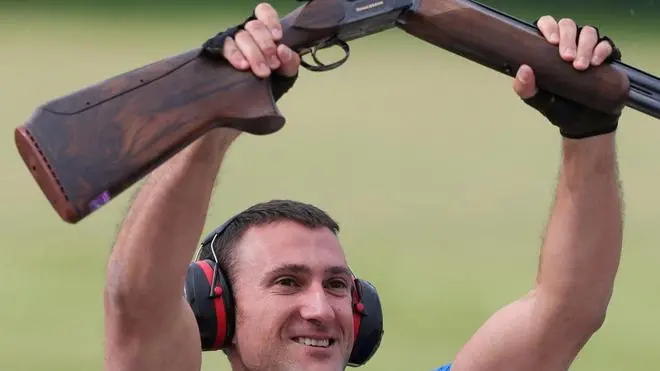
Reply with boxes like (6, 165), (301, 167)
(348, 278), (384, 367)
(184, 260), (235, 351)
(352, 281), (364, 341)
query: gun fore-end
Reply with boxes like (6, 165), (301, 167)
(396, 0), (630, 114)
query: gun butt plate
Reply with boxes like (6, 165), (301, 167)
(15, 126), (78, 224)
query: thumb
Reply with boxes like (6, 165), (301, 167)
(275, 44), (300, 78)
(513, 64), (538, 99)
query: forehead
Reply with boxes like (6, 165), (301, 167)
(233, 220), (348, 274)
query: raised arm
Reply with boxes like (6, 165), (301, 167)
(103, 4), (301, 371)
(450, 17), (624, 371)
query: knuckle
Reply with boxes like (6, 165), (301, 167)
(222, 37), (236, 52)
(262, 43), (277, 55)
(244, 20), (264, 32)
(229, 47), (243, 58)
(234, 33), (258, 59)
(234, 30), (251, 44)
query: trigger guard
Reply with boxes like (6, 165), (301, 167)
(300, 39), (350, 72)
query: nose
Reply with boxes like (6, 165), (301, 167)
(299, 284), (336, 324)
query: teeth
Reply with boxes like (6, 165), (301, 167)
(295, 337), (331, 348)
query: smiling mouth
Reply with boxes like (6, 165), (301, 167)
(292, 337), (336, 348)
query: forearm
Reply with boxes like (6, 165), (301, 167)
(105, 128), (241, 316)
(537, 133), (623, 321)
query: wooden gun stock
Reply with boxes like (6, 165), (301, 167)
(396, 0), (630, 114)
(16, 0), (658, 224)
(15, 0), (411, 223)
(14, 0), (358, 224)
(15, 49), (284, 223)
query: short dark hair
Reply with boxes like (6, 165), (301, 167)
(197, 199), (340, 283)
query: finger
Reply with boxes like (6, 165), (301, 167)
(234, 30), (270, 78)
(244, 20), (280, 70)
(557, 18), (578, 61)
(591, 39), (614, 66)
(513, 64), (538, 99)
(536, 15), (559, 44)
(222, 37), (249, 70)
(254, 2), (282, 40)
(574, 26), (598, 70)
(275, 45), (300, 77)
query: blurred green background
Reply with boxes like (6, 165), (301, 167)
(1, 0), (659, 370)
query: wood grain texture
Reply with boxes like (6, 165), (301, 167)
(15, 0), (400, 224)
(397, 0), (630, 114)
(279, 0), (344, 51)
(16, 49), (283, 223)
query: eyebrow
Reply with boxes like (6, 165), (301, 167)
(263, 264), (353, 282)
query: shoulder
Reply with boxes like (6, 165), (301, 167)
(430, 363), (453, 371)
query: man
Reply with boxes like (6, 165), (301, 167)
(104, 3), (624, 371)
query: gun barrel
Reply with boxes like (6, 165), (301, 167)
(613, 62), (660, 119)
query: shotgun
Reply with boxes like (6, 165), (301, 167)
(15, 0), (660, 224)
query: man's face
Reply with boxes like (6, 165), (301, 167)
(229, 221), (355, 371)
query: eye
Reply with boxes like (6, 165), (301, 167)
(327, 279), (349, 290)
(275, 276), (299, 287)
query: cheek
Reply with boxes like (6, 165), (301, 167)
(234, 298), (287, 342)
(233, 306), (272, 360)
(232, 304), (285, 368)
(236, 304), (269, 335)
(338, 301), (357, 341)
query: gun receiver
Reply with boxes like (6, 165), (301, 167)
(277, 0), (417, 71)
(14, 0), (660, 224)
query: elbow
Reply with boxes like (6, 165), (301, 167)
(103, 257), (178, 321)
(103, 258), (146, 316)
(571, 307), (607, 336)
(104, 277), (157, 323)
(104, 281), (132, 314)
(559, 306), (608, 348)
(104, 274), (134, 317)
(566, 289), (613, 336)
(104, 257), (127, 309)
(538, 291), (611, 342)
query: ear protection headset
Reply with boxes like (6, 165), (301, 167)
(184, 215), (384, 367)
